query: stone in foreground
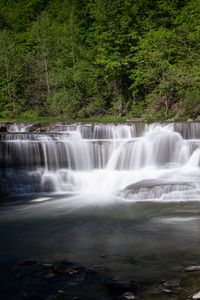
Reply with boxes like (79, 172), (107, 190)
(193, 291), (200, 299)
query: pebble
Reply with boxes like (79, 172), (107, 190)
(185, 266), (200, 272)
(68, 268), (80, 275)
(163, 280), (180, 288)
(193, 291), (200, 299)
(122, 292), (135, 299)
(162, 288), (172, 294)
(58, 290), (66, 295)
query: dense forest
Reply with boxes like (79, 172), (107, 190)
(0, 0), (200, 120)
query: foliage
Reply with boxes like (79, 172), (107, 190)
(0, 0), (200, 120)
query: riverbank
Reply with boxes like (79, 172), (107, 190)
(0, 113), (200, 124)
(0, 115), (128, 124)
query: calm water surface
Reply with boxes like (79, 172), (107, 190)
(0, 194), (199, 283)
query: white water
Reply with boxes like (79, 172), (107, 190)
(1, 122), (200, 202)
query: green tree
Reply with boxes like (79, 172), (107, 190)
(0, 30), (22, 117)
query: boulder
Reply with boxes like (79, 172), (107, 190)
(185, 265), (200, 272)
(193, 291), (200, 299)
(163, 280), (180, 288)
(123, 179), (192, 195)
(122, 292), (135, 299)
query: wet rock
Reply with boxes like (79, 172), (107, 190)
(122, 179), (193, 197)
(57, 290), (66, 296)
(28, 123), (59, 133)
(1, 257), (142, 300)
(185, 265), (200, 272)
(0, 126), (7, 132)
(122, 291), (135, 299)
(68, 268), (81, 275)
(28, 124), (46, 133)
(162, 288), (172, 294)
(187, 118), (193, 122)
(193, 291), (200, 299)
(163, 280), (180, 288)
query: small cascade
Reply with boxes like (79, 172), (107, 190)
(174, 122), (200, 139)
(78, 123), (146, 139)
(8, 123), (32, 132)
(0, 122), (200, 201)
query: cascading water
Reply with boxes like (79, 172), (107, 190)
(0, 122), (200, 202)
(0, 122), (200, 292)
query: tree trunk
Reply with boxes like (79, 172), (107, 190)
(44, 56), (50, 95)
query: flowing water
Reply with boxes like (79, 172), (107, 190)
(0, 122), (200, 282)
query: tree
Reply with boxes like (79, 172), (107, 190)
(0, 30), (22, 117)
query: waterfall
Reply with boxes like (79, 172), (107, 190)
(0, 122), (200, 202)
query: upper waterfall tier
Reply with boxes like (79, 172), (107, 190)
(0, 122), (200, 170)
(2, 121), (200, 139)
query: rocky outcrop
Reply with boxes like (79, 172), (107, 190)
(0, 125), (7, 132)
